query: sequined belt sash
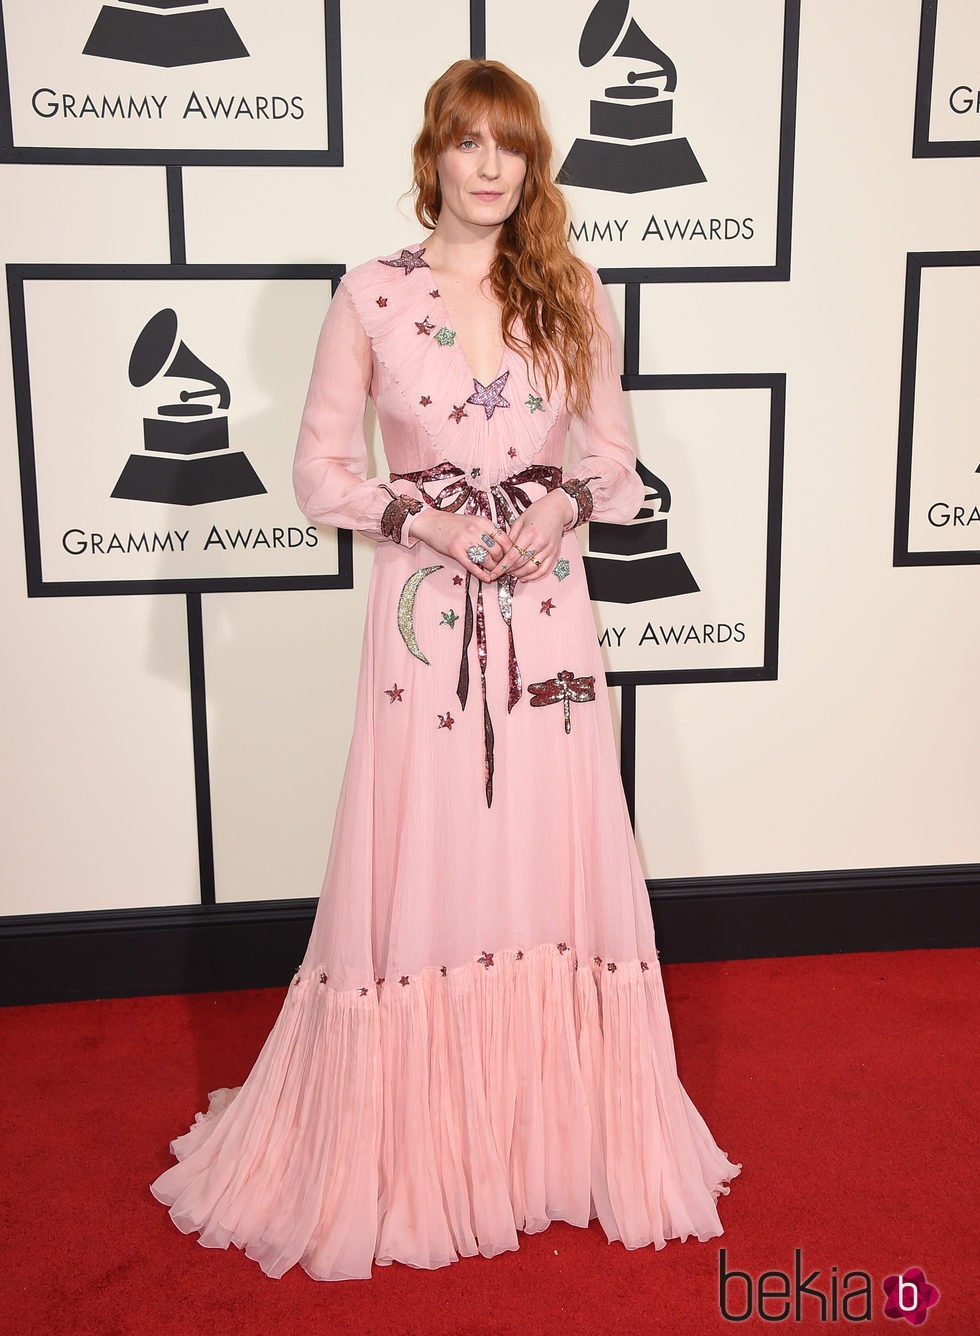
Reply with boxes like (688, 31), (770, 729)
(390, 461), (563, 808)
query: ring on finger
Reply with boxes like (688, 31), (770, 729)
(480, 532), (496, 549)
(467, 544), (487, 566)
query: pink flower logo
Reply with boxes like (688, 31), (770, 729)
(882, 1267), (940, 1324)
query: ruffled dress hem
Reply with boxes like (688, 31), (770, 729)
(150, 940), (741, 1283)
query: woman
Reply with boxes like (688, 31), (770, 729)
(150, 58), (740, 1282)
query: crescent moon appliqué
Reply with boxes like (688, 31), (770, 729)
(397, 565), (443, 664)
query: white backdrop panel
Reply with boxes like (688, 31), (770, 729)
(583, 385), (775, 678)
(0, 589), (201, 914)
(3, 0), (333, 153)
(19, 274), (341, 588)
(0, 165), (168, 261)
(1, 0), (977, 920)
(205, 582), (363, 905)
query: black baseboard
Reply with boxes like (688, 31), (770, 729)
(1, 864), (976, 1006)
(649, 863), (978, 961)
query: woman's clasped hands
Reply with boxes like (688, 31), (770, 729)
(411, 489), (569, 584)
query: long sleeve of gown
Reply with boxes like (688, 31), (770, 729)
(565, 268), (645, 525)
(293, 281), (425, 545)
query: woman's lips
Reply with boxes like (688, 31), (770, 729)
(472, 191), (503, 199)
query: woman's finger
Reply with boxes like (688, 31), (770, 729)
(484, 525), (509, 552)
(485, 525), (518, 564)
(499, 550), (528, 577)
(492, 549), (527, 578)
(515, 550), (551, 582)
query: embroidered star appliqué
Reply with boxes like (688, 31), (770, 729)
(375, 296), (388, 307)
(439, 610), (459, 628)
(466, 370), (511, 420)
(438, 711), (455, 730)
(525, 393), (544, 413)
(415, 317), (435, 336)
(540, 598), (556, 616)
(420, 395), (432, 406)
(452, 574), (463, 585)
(379, 247), (429, 275)
(384, 683), (404, 702)
(449, 404), (467, 424)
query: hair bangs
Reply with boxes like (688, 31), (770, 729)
(431, 67), (543, 161)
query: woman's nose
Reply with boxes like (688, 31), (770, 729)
(478, 148), (501, 178)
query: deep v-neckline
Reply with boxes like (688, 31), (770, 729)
(429, 282), (507, 389)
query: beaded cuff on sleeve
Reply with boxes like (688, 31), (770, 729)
(378, 484), (423, 544)
(560, 475), (600, 528)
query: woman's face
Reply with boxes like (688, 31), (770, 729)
(434, 120), (527, 234)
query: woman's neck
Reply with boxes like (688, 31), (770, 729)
(422, 220), (501, 284)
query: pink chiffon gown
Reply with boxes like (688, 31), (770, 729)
(149, 243), (741, 1281)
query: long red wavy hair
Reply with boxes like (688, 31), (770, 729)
(411, 59), (605, 414)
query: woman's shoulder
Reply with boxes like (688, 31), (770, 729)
(575, 256), (604, 293)
(341, 243), (431, 295)
(571, 257), (613, 322)
(335, 243), (434, 346)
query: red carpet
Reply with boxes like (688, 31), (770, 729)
(2, 948), (974, 1334)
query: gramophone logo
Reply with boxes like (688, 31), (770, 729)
(584, 460), (698, 602)
(558, 0), (706, 194)
(111, 308), (265, 506)
(83, 0), (249, 69)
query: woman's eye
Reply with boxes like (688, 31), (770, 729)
(459, 138), (477, 149)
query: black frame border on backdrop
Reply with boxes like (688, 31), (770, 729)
(0, 0), (343, 166)
(894, 250), (980, 567)
(7, 261), (353, 597)
(602, 373), (785, 687)
(470, 0), (801, 285)
(912, 0), (980, 159)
